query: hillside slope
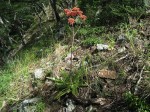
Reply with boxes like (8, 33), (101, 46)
(0, 2), (150, 112)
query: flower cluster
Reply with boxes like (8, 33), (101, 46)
(64, 7), (87, 25)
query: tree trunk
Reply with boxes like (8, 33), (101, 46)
(49, 0), (60, 23)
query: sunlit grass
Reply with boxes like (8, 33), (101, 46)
(0, 38), (54, 106)
(0, 50), (37, 105)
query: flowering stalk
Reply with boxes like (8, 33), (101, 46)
(64, 7), (87, 73)
(70, 26), (74, 71)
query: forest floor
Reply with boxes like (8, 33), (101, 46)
(0, 13), (150, 112)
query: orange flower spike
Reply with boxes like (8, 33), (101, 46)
(71, 11), (77, 16)
(66, 11), (71, 16)
(80, 15), (87, 21)
(68, 18), (75, 25)
(72, 7), (80, 11)
(77, 11), (83, 16)
(64, 9), (72, 16)
(64, 9), (69, 13)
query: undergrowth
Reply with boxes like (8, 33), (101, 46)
(0, 38), (54, 106)
(48, 65), (87, 99)
(124, 92), (150, 112)
(0, 1), (149, 111)
(0, 51), (35, 106)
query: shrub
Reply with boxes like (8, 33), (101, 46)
(78, 0), (146, 25)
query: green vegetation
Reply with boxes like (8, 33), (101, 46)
(0, 0), (150, 111)
(78, 0), (146, 25)
(124, 92), (150, 112)
(0, 0), (49, 60)
(0, 49), (37, 104)
(81, 37), (100, 47)
(0, 38), (53, 106)
(48, 66), (87, 99)
(36, 102), (46, 112)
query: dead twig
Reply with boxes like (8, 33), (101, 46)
(115, 54), (129, 63)
(134, 65), (145, 95)
(102, 99), (116, 109)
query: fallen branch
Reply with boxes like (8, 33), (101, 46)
(134, 65), (145, 95)
(115, 54), (129, 63)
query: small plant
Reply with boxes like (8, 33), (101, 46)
(120, 23), (139, 55)
(50, 7), (87, 99)
(81, 37), (100, 47)
(124, 92), (150, 112)
(48, 66), (87, 99)
(36, 102), (46, 112)
(46, 7), (88, 100)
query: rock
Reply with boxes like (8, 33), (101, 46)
(65, 99), (76, 112)
(96, 44), (109, 51)
(116, 34), (126, 44)
(10, 98), (41, 112)
(118, 47), (126, 53)
(22, 98), (40, 106)
(18, 104), (37, 112)
(34, 68), (45, 80)
(58, 99), (76, 112)
(98, 69), (117, 79)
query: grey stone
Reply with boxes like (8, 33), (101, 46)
(97, 44), (109, 50)
(34, 68), (45, 80)
(12, 98), (41, 112)
(22, 98), (40, 105)
(118, 47), (126, 53)
(117, 34), (126, 44)
(65, 99), (76, 112)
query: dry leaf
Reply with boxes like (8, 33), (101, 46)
(98, 69), (117, 79)
(91, 98), (111, 105)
